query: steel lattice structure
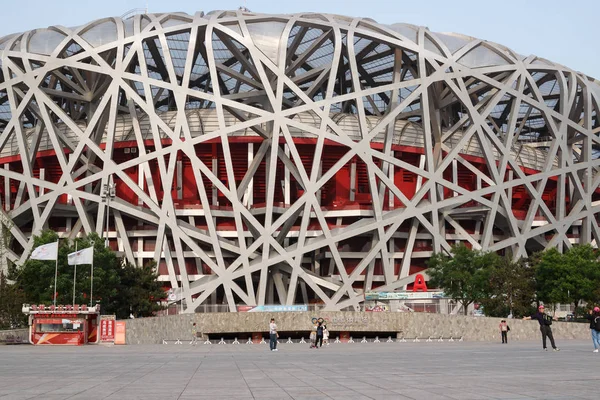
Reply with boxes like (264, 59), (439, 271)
(1, 10), (600, 312)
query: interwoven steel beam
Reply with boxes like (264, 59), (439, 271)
(0, 10), (599, 312)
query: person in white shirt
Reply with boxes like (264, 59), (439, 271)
(322, 325), (329, 346)
(269, 318), (278, 351)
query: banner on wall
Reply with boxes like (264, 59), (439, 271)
(114, 321), (126, 345)
(364, 305), (389, 312)
(100, 315), (116, 343)
(237, 305), (308, 312)
(364, 291), (445, 301)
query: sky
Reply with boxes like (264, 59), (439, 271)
(0, 0), (598, 78)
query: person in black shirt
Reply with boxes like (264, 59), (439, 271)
(584, 306), (600, 352)
(315, 321), (324, 348)
(523, 305), (559, 351)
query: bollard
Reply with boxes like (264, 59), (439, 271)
(286, 337), (293, 344)
(175, 339), (182, 344)
(299, 337), (306, 344)
(232, 338), (240, 344)
(334, 336), (341, 343)
(413, 337), (420, 343)
(348, 336), (355, 343)
(162, 339), (168, 345)
(449, 336), (454, 342)
(459, 336), (464, 342)
(398, 337), (407, 343)
(361, 336), (368, 343)
(246, 337), (253, 344)
(203, 338), (212, 345)
(373, 336), (380, 343)
(438, 336), (444, 342)
(387, 336), (394, 343)
(259, 337), (267, 344)
(426, 336), (433, 342)
(218, 338), (226, 345)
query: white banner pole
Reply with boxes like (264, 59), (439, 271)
(72, 264), (77, 307)
(90, 242), (94, 307)
(53, 239), (59, 307)
(72, 242), (77, 307)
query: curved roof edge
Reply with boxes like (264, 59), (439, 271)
(0, 10), (596, 82)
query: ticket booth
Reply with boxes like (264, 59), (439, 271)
(22, 304), (101, 345)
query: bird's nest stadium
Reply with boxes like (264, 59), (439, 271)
(0, 10), (599, 312)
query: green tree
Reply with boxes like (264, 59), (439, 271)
(479, 256), (536, 318)
(111, 261), (165, 319)
(534, 245), (600, 309)
(0, 272), (27, 329)
(10, 231), (120, 307)
(10, 231), (164, 318)
(427, 244), (499, 315)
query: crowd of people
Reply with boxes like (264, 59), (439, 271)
(309, 321), (329, 349)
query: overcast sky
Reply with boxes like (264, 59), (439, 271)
(1, 0), (598, 78)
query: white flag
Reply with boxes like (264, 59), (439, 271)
(67, 247), (94, 265)
(30, 242), (58, 261)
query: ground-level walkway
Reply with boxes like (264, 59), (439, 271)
(0, 340), (597, 399)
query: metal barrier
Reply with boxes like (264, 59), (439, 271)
(172, 335), (465, 345)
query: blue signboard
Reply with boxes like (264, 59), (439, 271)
(240, 305), (308, 312)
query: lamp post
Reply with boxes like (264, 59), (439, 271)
(101, 178), (116, 248)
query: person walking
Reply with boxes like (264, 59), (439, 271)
(523, 305), (559, 351)
(269, 318), (278, 351)
(315, 321), (324, 348)
(499, 320), (509, 344)
(585, 307), (600, 353)
(191, 322), (198, 346)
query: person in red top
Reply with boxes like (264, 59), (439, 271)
(523, 305), (559, 351)
(499, 320), (509, 344)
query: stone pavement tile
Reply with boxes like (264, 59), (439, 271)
(282, 386), (326, 396)
(271, 378), (310, 386)
(327, 395), (371, 400)
(338, 384), (379, 392)
(392, 388), (455, 399)
(354, 388), (402, 397)
(245, 379), (281, 388)
(251, 388), (295, 398)
(104, 396), (181, 400)
(0, 394), (37, 400)
(35, 397), (96, 400)
(328, 397), (377, 400)
(289, 397), (332, 400)
(310, 383), (347, 391)
(182, 388), (253, 396)
(426, 387), (497, 399)
(179, 397), (253, 400)
(63, 395), (107, 400)
(44, 388), (91, 396)
(369, 395), (415, 400)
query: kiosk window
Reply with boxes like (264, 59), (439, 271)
(36, 319), (84, 332)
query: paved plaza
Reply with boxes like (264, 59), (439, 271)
(0, 340), (598, 399)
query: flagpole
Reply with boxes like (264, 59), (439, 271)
(53, 239), (59, 307)
(90, 241), (94, 307)
(72, 242), (77, 308)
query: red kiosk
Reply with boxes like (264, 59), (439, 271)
(22, 304), (101, 345)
